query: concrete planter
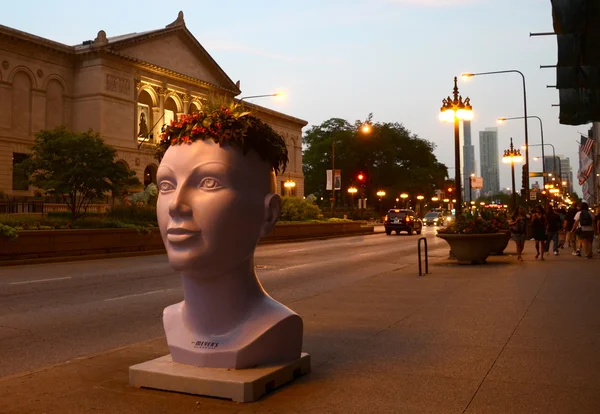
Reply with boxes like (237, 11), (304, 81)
(489, 230), (512, 256)
(436, 233), (507, 265)
(0, 222), (374, 263)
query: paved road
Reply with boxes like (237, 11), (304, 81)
(0, 225), (448, 378)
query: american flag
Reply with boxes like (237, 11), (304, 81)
(577, 135), (594, 185)
(581, 135), (594, 156)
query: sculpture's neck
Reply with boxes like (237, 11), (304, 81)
(180, 257), (265, 337)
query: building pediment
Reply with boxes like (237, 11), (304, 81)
(75, 12), (239, 94)
(110, 29), (237, 94)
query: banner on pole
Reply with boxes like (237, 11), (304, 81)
(326, 169), (332, 190)
(333, 169), (341, 190)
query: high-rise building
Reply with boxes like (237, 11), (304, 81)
(462, 120), (476, 202)
(543, 155), (574, 194)
(479, 128), (500, 196)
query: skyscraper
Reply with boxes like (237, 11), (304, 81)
(545, 155), (574, 193)
(479, 128), (500, 196)
(462, 120), (476, 202)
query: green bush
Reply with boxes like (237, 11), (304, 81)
(107, 205), (158, 225)
(0, 223), (18, 240)
(279, 197), (322, 221)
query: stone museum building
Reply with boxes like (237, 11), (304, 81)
(0, 11), (306, 199)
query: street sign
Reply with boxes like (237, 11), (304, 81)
(470, 176), (484, 190)
(530, 191), (537, 200)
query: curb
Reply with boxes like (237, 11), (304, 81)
(0, 230), (382, 267)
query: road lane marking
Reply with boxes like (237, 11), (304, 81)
(104, 289), (174, 302)
(287, 248), (306, 253)
(9, 276), (72, 285)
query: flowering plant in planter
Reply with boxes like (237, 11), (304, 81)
(437, 211), (496, 235)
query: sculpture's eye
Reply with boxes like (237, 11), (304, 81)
(199, 178), (222, 190)
(158, 181), (175, 193)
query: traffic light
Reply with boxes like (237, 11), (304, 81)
(357, 172), (365, 182)
(521, 164), (527, 192)
(447, 187), (453, 194)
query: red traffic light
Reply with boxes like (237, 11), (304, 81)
(357, 173), (365, 181)
(447, 187), (453, 193)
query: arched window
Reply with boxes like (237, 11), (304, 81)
(11, 72), (32, 134)
(144, 164), (157, 186)
(45, 79), (64, 129)
(137, 89), (154, 142)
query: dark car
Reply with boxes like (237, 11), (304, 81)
(423, 211), (444, 226)
(384, 209), (423, 235)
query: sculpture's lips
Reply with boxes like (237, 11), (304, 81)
(166, 228), (201, 243)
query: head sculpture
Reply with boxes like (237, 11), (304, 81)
(155, 103), (288, 273)
(155, 102), (302, 370)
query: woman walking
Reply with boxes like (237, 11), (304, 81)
(531, 204), (547, 260)
(509, 206), (527, 261)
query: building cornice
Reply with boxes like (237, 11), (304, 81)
(0, 24), (74, 55)
(241, 101), (308, 128)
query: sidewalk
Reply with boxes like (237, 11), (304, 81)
(2, 241), (599, 413)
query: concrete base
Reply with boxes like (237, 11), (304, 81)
(129, 353), (311, 403)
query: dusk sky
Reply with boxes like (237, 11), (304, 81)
(2, 0), (587, 195)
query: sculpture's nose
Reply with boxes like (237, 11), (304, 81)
(168, 188), (193, 218)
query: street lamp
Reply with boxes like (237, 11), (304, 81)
(400, 193), (409, 209)
(439, 77), (474, 215)
(462, 70), (530, 196)
(376, 190), (386, 219)
(416, 195), (424, 215)
(502, 137), (523, 212)
(238, 92), (284, 103)
(469, 173), (475, 203)
(497, 115), (544, 185)
(283, 178), (296, 196)
(525, 143), (561, 191)
(330, 121), (372, 212)
(348, 186), (358, 213)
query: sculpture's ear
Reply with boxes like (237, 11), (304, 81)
(260, 193), (281, 239)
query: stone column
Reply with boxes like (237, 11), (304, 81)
(156, 87), (167, 144)
(134, 77), (143, 143)
(182, 93), (191, 115)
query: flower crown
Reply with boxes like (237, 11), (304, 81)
(155, 103), (288, 175)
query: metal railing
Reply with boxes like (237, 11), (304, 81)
(418, 237), (429, 276)
(0, 201), (45, 215)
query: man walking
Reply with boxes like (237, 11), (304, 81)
(546, 206), (562, 256)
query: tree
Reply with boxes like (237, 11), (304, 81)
(302, 117), (449, 209)
(24, 127), (140, 219)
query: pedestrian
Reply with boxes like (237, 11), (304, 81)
(509, 206), (527, 261)
(571, 202), (596, 259)
(565, 204), (579, 255)
(531, 204), (547, 260)
(545, 206), (562, 256)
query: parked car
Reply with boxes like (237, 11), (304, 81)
(423, 211), (444, 226)
(384, 209), (423, 235)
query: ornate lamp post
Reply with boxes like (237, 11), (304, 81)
(439, 77), (474, 214)
(416, 195), (424, 215)
(502, 138), (523, 212)
(376, 190), (386, 219)
(284, 172), (296, 196)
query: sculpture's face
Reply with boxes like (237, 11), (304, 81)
(156, 140), (276, 274)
